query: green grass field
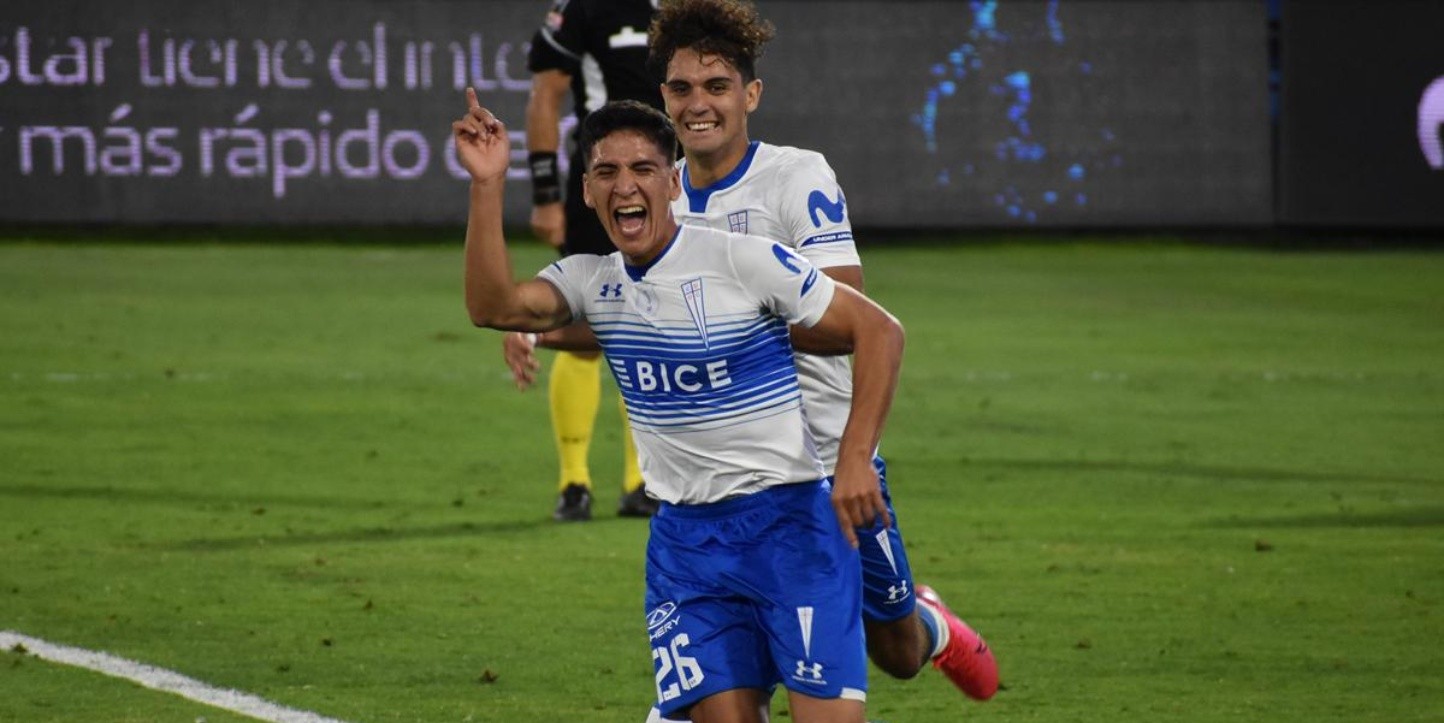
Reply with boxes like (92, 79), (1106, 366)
(2, 238), (1441, 722)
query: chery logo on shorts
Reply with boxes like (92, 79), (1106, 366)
(647, 602), (678, 629)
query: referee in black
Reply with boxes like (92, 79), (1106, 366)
(517, 0), (664, 521)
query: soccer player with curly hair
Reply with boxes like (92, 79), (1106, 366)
(646, 0), (1000, 718)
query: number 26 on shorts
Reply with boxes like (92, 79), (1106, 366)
(653, 634), (705, 702)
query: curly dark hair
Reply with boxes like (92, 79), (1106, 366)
(648, 0), (776, 82)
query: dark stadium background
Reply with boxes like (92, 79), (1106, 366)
(2, 0), (1439, 231)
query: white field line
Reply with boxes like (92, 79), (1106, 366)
(1, 631), (355, 723)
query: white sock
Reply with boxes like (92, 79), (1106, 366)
(918, 602), (951, 659)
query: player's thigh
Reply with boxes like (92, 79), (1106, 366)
(647, 522), (775, 716)
(645, 591), (772, 714)
(687, 688), (771, 723)
(752, 485), (868, 703)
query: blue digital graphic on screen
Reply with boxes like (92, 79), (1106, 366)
(912, 1), (1121, 224)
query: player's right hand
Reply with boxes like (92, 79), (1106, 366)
(530, 202), (566, 248)
(831, 454), (891, 548)
(502, 332), (541, 391)
(452, 87), (509, 184)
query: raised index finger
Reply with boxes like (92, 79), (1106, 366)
(465, 86), (480, 110)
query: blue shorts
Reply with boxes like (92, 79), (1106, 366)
(854, 456), (918, 623)
(644, 481), (867, 719)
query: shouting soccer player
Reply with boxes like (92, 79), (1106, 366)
(457, 95), (904, 723)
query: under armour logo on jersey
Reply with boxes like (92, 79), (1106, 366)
(795, 660), (824, 681)
(728, 210), (749, 234)
(807, 188), (846, 228)
(599, 283), (623, 299)
(887, 581), (911, 603)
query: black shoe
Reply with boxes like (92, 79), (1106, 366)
(617, 484), (660, 518)
(553, 483), (593, 521)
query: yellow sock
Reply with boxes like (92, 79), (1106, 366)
(549, 351), (601, 491)
(618, 397), (644, 493)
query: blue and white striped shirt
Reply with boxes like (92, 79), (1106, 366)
(539, 224), (837, 504)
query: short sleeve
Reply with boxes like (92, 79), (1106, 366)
(527, 0), (584, 72)
(535, 255), (603, 322)
(726, 234), (837, 328)
(776, 152), (861, 270)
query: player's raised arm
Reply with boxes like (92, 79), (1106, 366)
(454, 88), (572, 332)
(807, 284), (906, 545)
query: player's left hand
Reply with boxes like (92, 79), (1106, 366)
(831, 456), (891, 548)
(502, 332), (541, 390)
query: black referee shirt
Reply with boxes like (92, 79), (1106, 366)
(526, 0), (665, 121)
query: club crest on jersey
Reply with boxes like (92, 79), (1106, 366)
(680, 278), (709, 349)
(633, 284), (659, 317)
(727, 210), (749, 234)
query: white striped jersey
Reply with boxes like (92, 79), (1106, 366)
(538, 224), (837, 505)
(672, 141), (861, 471)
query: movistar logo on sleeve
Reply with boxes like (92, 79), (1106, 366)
(807, 188), (847, 228)
(772, 244), (818, 297)
(800, 268), (818, 297)
(772, 243), (803, 273)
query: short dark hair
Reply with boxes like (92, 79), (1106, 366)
(648, 0), (775, 83)
(580, 101), (678, 170)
